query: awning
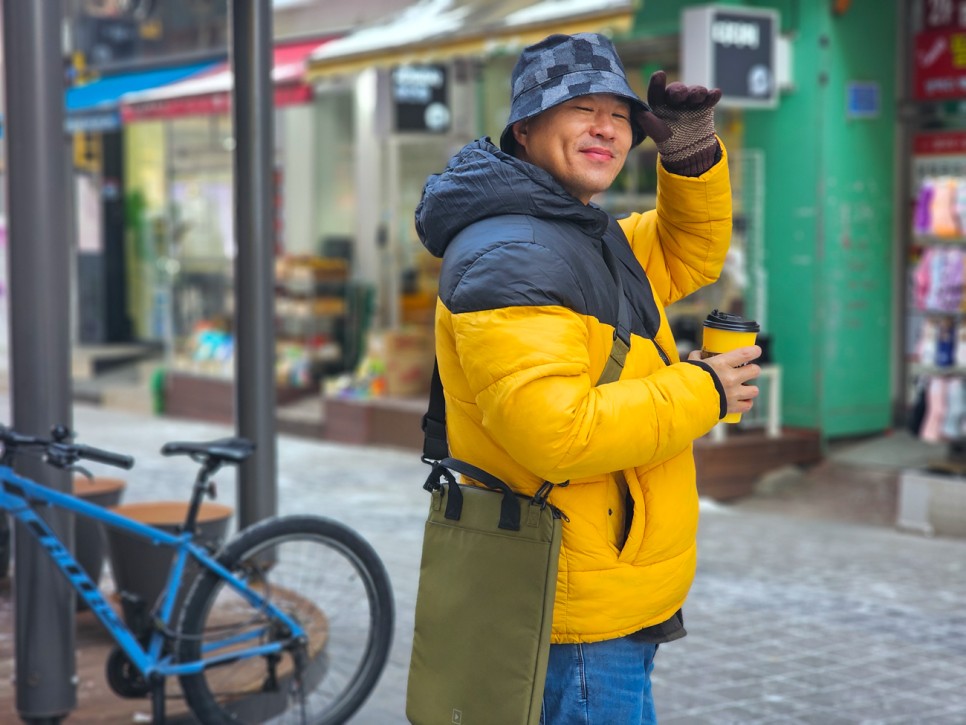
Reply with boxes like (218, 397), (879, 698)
(65, 61), (217, 134)
(120, 39), (334, 122)
(305, 0), (634, 80)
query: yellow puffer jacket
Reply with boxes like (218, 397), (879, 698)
(415, 138), (732, 643)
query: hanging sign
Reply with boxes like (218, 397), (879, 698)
(914, 130), (966, 155)
(392, 64), (450, 133)
(682, 5), (779, 109)
(913, 0), (966, 100)
(912, 131), (966, 188)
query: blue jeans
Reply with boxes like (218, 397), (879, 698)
(540, 637), (658, 725)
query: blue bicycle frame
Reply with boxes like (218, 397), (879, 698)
(0, 463), (307, 679)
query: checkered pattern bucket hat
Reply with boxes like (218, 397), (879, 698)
(499, 32), (649, 153)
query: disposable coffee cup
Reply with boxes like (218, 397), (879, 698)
(701, 310), (760, 424)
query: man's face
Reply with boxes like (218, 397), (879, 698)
(511, 93), (633, 204)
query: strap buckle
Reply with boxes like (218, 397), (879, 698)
(533, 480), (554, 506)
(422, 460), (455, 493)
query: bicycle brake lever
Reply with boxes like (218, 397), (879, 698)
(69, 464), (94, 482)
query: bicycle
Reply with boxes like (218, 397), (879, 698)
(0, 424), (394, 724)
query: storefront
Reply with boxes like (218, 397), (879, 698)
(892, 0), (966, 533)
(903, 0), (966, 461)
(65, 60), (218, 346)
(117, 38), (358, 414)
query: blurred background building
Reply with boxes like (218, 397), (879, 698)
(6, 0), (961, 492)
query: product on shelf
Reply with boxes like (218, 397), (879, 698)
(912, 375), (966, 443)
(913, 246), (966, 312)
(914, 175), (966, 238)
(274, 254), (352, 379)
(909, 176), (966, 445)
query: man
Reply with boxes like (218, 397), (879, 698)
(415, 33), (760, 723)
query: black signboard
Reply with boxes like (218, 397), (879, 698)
(683, 6), (778, 109)
(712, 11), (776, 105)
(392, 64), (451, 133)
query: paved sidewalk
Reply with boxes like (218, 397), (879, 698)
(0, 400), (964, 723)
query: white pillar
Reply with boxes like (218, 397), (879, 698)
(353, 68), (391, 327)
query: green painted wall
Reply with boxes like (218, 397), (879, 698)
(636, 1), (897, 436)
(810, 4), (896, 436)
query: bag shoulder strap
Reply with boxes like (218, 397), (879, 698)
(596, 236), (631, 386)
(421, 361), (449, 461)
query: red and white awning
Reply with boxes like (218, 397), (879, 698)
(121, 38), (335, 121)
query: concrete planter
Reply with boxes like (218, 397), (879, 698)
(105, 501), (233, 628)
(72, 476), (126, 610)
(897, 468), (966, 538)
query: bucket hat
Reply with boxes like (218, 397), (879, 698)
(499, 32), (649, 154)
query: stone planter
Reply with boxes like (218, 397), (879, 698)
(72, 476), (126, 610)
(105, 501), (233, 629)
(898, 468), (966, 538)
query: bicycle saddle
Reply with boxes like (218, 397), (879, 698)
(160, 437), (255, 464)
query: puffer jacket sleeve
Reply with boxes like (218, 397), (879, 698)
(447, 249), (723, 483)
(618, 139), (732, 308)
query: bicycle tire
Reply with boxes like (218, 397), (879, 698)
(177, 515), (394, 724)
(0, 514), (10, 579)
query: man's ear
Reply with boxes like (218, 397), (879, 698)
(511, 120), (529, 149)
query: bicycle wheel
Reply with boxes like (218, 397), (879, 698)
(177, 515), (394, 724)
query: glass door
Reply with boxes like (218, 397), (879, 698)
(386, 135), (462, 329)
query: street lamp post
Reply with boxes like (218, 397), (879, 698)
(2, 0), (77, 721)
(230, 0), (278, 528)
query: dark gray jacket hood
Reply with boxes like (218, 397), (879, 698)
(415, 138), (610, 258)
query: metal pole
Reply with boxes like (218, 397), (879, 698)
(2, 1), (76, 721)
(230, 0), (277, 527)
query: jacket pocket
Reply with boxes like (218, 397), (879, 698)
(558, 475), (625, 558)
(617, 470), (645, 563)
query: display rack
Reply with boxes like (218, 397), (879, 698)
(162, 254), (353, 423)
(907, 173), (966, 467)
(897, 115), (966, 531)
(274, 255), (350, 388)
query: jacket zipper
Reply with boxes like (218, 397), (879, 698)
(652, 339), (671, 366)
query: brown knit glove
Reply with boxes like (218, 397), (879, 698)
(635, 71), (722, 177)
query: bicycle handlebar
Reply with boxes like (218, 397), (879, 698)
(0, 426), (46, 448)
(72, 443), (135, 470)
(0, 424), (135, 471)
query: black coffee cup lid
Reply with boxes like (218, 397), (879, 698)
(703, 309), (760, 333)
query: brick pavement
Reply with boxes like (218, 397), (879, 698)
(654, 506), (966, 724)
(0, 400), (964, 723)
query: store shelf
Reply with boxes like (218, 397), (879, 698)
(275, 297), (347, 318)
(913, 234), (966, 245)
(276, 338), (342, 360)
(909, 173), (966, 455)
(910, 363), (966, 376)
(275, 255), (352, 376)
(916, 308), (966, 317)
